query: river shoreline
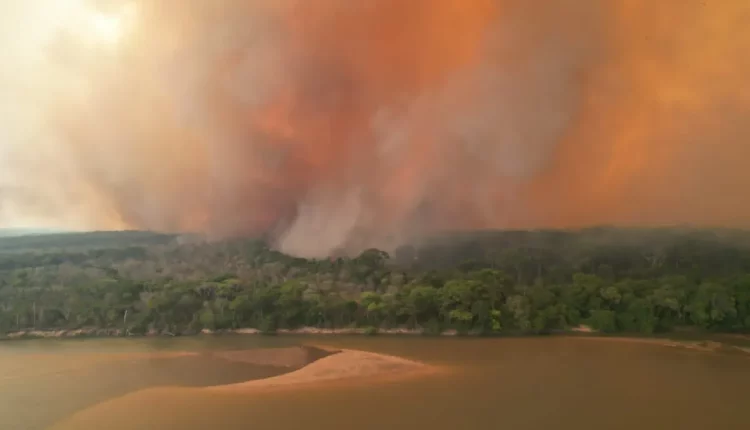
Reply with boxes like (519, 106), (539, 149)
(0, 326), (453, 340)
(0, 325), (747, 339)
(0, 323), (604, 339)
(3, 326), (749, 355)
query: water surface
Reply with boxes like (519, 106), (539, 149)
(2, 336), (749, 430)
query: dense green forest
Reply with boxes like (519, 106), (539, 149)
(1, 228), (750, 337)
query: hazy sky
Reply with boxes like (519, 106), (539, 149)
(0, 0), (135, 228)
(1, 1), (749, 256)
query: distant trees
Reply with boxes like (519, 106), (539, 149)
(1, 229), (750, 336)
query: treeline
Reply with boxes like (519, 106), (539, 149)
(0, 230), (176, 253)
(1, 228), (749, 336)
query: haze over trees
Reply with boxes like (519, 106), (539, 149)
(1, 228), (749, 336)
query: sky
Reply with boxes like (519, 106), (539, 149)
(0, 0), (749, 256)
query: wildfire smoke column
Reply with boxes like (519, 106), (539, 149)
(0, 0), (748, 257)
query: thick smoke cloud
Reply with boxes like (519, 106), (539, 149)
(1, 0), (749, 256)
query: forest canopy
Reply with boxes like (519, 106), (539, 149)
(1, 228), (749, 336)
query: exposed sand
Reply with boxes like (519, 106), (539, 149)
(207, 346), (437, 393)
(51, 346), (439, 429)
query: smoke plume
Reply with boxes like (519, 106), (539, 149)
(1, 0), (749, 256)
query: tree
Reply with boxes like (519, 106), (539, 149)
(687, 282), (737, 329)
(588, 310), (616, 332)
(506, 295), (531, 331)
(405, 286), (439, 327)
(2, 228), (750, 337)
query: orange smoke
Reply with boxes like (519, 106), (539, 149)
(2, 0), (750, 256)
(532, 0), (750, 227)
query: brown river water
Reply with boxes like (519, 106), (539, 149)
(1, 335), (748, 430)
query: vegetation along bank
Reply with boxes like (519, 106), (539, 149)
(1, 228), (750, 338)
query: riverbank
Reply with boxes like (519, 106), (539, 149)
(0, 323), (611, 339)
(3, 327), (749, 358)
(0, 326), (452, 340)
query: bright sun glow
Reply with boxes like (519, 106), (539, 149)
(87, 2), (137, 46)
(90, 12), (125, 44)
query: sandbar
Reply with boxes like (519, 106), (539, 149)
(51, 346), (438, 429)
(207, 346), (438, 393)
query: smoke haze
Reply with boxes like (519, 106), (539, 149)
(1, 0), (749, 256)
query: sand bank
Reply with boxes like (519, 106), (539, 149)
(51, 346), (438, 430)
(207, 346), (437, 393)
(51, 346), (438, 429)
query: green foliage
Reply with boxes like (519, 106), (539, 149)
(587, 310), (617, 333)
(1, 228), (750, 336)
(199, 309), (216, 330)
